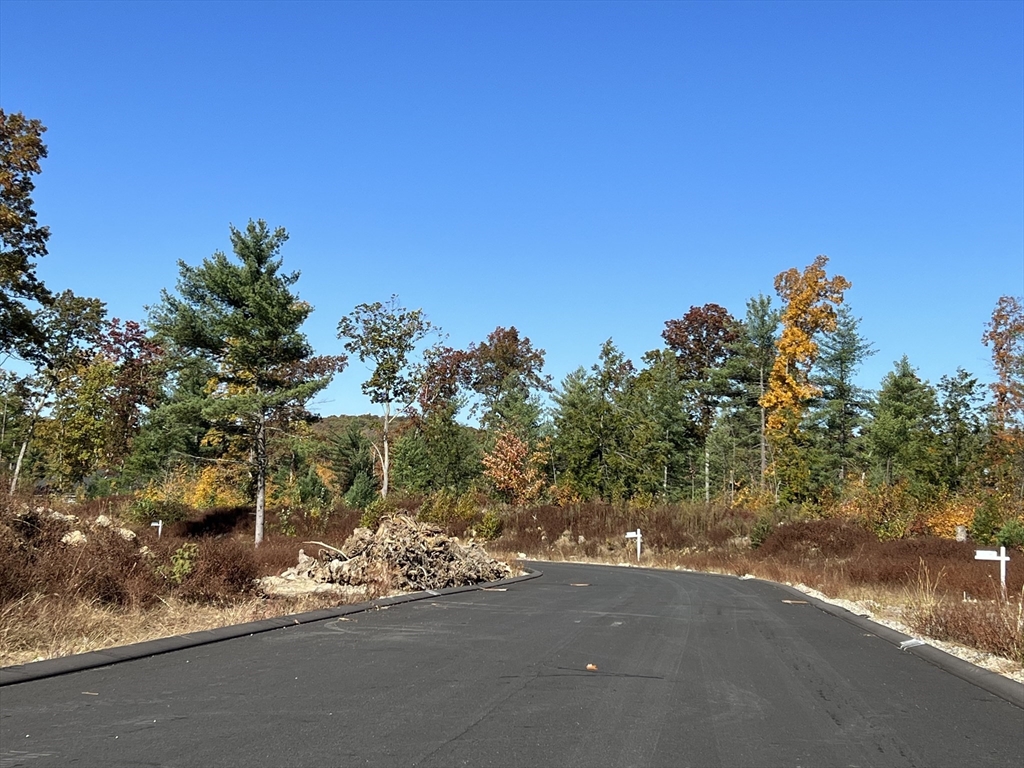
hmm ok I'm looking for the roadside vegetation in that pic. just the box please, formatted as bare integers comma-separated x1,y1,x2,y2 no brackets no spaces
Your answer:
2,111,1023,672
2,490,1022,670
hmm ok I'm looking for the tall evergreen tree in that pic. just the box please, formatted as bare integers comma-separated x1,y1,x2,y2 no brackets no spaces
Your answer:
865,356,940,495
809,305,875,491
151,220,344,545
551,340,654,501
662,304,738,502
635,348,696,499
719,295,780,496
936,368,987,491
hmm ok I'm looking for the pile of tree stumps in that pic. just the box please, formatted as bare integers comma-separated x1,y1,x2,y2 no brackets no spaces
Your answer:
272,514,514,594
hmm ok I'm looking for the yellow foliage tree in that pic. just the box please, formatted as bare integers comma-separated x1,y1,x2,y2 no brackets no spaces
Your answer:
760,255,850,500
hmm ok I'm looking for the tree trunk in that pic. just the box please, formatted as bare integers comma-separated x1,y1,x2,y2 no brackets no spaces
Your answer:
10,438,28,496
9,393,46,496
380,402,391,498
759,365,767,491
381,432,390,498
704,444,710,504
254,410,267,546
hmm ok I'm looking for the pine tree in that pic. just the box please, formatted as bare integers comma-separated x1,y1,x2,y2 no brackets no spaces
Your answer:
865,356,940,495
936,368,987,491
151,220,344,545
809,305,875,492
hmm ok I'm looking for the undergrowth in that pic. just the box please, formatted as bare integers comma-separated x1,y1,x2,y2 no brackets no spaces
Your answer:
3,493,1023,668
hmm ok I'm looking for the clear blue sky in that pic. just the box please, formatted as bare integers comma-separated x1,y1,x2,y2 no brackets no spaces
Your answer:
2,0,1022,418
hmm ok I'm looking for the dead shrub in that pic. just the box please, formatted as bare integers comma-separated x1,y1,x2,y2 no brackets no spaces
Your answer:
756,518,874,559
907,592,1024,663
176,538,259,602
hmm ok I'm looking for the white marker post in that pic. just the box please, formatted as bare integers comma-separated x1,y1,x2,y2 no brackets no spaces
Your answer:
975,546,1010,599
625,529,642,562
151,520,163,538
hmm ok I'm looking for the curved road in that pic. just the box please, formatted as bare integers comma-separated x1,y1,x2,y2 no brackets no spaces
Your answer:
1,563,1021,767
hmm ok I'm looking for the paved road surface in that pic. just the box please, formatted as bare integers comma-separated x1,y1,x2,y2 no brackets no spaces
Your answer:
1,563,1021,767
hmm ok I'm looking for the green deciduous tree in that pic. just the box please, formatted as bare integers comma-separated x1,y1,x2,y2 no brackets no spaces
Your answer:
39,354,114,490
8,290,106,494
151,220,344,545
0,110,52,360
337,295,436,498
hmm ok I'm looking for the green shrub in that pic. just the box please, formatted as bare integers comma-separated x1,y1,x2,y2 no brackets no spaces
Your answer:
176,539,259,602
344,472,378,510
298,466,332,509
418,489,456,524
163,543,199,585
85,474,115,499
995,519,1024,550
750,516,774,549
359,497,393,530
477,510,503,540
971,496,1003,546
274,507,297,537
455,492,477,521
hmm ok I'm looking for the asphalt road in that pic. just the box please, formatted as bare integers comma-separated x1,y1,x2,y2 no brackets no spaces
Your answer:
1,562,1022,768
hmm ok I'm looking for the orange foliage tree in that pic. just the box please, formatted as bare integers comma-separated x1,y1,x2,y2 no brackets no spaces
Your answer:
482,430,546,507
982,295,1024,497
760,255,850,500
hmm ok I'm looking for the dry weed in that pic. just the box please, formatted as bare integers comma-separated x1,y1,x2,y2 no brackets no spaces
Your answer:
0,592,360,668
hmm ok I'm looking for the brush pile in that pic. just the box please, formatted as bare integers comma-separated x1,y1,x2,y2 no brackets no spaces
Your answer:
267,514,515,595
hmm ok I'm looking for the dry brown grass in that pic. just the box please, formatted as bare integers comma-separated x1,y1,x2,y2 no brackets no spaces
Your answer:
0,495,373,667
0,592,356,668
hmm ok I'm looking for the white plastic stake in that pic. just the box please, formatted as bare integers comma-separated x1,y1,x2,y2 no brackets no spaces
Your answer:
625,529,642,561
151,520,163,538
975,546,1009,598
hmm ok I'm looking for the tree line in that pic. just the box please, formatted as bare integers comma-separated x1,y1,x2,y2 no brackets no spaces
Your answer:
3,111,1022,545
